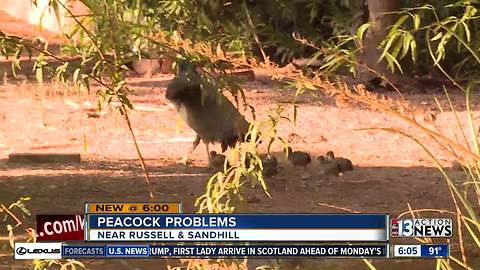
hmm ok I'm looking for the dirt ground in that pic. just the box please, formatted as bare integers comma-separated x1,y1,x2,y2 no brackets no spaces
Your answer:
0,72,479,269
0,12,479,270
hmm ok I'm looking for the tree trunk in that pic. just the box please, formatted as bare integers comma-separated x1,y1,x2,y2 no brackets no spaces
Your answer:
359,0,403,81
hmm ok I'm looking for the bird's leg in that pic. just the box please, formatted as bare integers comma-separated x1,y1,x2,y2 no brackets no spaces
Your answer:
205,143,212,168
181,135,201,165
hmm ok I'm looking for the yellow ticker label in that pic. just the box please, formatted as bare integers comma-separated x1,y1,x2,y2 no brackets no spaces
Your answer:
85,203,182,214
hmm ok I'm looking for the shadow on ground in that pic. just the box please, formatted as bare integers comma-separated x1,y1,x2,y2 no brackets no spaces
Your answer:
0,157,463,218
0,157,477,269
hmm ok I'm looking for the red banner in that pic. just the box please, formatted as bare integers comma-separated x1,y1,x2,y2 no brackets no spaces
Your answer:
36,215,84,241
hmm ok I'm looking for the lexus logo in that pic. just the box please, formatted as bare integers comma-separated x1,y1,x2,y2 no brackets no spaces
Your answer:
14,243,63,259
15,248,61,254
16,247,27,255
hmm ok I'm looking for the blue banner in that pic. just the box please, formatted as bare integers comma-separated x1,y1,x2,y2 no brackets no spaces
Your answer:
62,245,106,258
62,244,388,258
420,244,449,257
87,214,387,229
106,245,150,257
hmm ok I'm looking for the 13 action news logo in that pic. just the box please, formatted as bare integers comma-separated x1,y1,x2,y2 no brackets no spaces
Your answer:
14,243,62,259
391,218,452,237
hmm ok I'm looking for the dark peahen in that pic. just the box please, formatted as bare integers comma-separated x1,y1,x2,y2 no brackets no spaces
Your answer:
165,60,250,165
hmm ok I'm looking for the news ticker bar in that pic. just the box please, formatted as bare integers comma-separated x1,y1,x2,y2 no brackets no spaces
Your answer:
84,214,389,242
14,242,389,259
14,242,450,259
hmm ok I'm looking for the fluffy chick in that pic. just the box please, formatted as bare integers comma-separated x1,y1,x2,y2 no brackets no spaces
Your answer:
286,147,311,170
209,151,228,171
261,155,279,178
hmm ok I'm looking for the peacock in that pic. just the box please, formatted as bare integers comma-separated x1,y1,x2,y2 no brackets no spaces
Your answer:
165,60,250,165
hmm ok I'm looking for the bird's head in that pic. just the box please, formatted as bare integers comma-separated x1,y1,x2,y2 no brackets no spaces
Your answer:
177,60,198,74
166,60,202,101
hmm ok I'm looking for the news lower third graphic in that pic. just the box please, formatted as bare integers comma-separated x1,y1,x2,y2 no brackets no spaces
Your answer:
85,214,389,241
12,203,453,260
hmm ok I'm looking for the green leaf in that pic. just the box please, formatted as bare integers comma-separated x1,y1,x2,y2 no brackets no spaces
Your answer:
410,39,417,62
35,64,43,86
387,14,409,37
73,68,81,84
356,23,370,41
384,52,403,74
49,0,62,29
413,14,420,30
391,34,405,58
379,33,400,61
430,32,443,41
461,21,471,42
401,33,411,59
